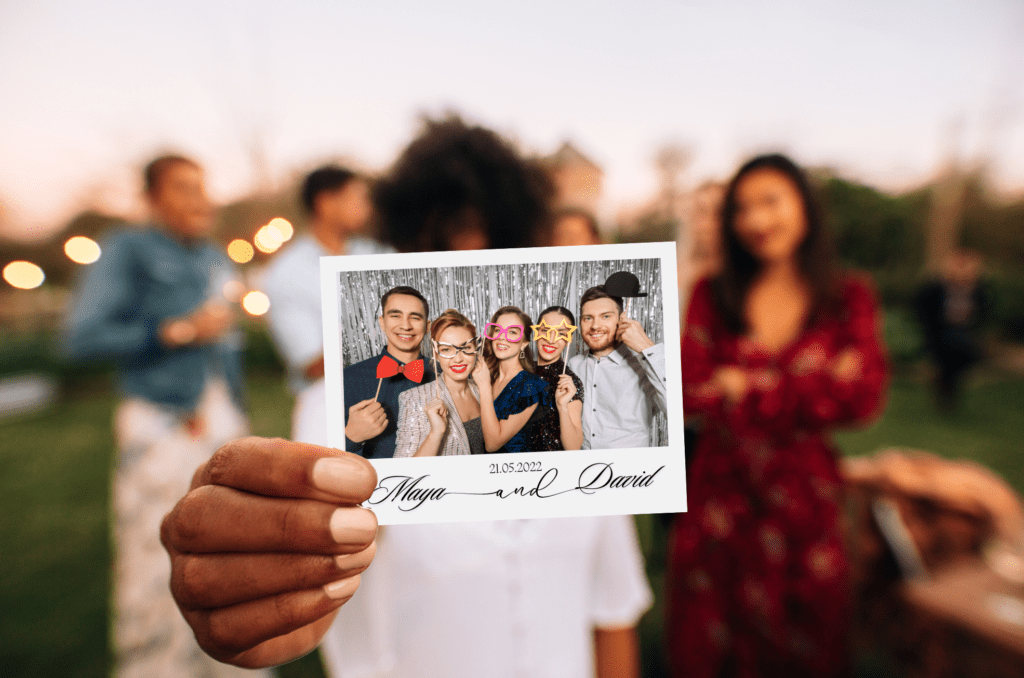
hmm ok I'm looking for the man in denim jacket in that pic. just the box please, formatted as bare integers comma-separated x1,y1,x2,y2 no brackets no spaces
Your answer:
64,155,265,678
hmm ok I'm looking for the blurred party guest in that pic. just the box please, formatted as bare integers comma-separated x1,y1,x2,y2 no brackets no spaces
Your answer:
64,155,266,678
915,249,990,411
550,206,603,247
160,116,650,678
668,154,889,677
678,180,726,314
262,165,392,447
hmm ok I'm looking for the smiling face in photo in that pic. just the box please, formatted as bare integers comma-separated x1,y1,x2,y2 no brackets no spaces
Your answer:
580,297,620,354
434,326,478,381
535,311,574,365
379,294,428,355
487,312,526,360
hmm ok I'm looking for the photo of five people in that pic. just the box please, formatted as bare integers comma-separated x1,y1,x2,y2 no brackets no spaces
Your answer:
337,257,669,460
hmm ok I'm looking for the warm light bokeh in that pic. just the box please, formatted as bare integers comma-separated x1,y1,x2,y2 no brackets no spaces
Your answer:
267,217,294,242
253,226,282,254
227,239,255,263
64,236,102,264
3,261,46,289
241,290,270,316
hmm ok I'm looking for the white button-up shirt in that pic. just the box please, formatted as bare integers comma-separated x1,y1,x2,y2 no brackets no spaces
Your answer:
322,517,652,678
569,342,667,449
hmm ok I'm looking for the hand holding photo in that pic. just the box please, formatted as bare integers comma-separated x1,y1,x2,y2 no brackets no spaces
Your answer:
321,241,685,524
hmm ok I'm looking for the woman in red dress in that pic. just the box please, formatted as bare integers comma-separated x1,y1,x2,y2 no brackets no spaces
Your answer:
668,154,889,677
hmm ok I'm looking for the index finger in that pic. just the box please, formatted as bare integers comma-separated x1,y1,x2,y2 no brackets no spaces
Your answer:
350,399,377,411
192,437,377,504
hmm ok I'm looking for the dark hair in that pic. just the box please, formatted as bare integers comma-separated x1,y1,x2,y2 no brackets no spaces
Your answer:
144,154,199,196
380,286,429,318
374,116,554,252
482,306,535,384
579,285,623,315
551,207,600,243
537,305,576,327
714,153,838,334
301,165,359,216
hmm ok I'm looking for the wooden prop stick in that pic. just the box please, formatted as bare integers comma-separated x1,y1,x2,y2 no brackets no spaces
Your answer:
433,353,440,399
374,377,383,402
562,346,569,374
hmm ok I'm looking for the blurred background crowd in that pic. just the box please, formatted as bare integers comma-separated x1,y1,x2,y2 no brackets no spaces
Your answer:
3,1,1024,677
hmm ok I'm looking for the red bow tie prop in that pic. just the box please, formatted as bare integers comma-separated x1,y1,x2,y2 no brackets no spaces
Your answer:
374,356,424,401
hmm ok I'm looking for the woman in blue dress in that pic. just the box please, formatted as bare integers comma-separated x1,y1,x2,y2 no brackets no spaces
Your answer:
471,305,553,453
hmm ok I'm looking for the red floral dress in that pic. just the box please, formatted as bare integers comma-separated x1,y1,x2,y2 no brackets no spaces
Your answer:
668,275,889,678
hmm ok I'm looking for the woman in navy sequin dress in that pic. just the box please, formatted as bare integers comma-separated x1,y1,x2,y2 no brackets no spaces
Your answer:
472,306,553,453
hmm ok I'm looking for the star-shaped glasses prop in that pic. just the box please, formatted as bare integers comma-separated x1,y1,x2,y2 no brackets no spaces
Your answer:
531,318,578,343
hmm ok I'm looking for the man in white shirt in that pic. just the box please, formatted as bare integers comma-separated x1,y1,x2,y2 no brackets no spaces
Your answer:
262,165,393,440
161,119,652,678
569,285,667,449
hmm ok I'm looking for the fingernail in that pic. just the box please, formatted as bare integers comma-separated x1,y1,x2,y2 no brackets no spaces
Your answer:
324,574,361,600
330,507,377,544
335,539,377,571
312,456,374,500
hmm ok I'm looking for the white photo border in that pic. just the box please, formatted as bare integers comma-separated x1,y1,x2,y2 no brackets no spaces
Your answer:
321,242,686,525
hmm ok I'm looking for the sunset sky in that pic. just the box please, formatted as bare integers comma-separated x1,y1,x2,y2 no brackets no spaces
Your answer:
2,0,1022,240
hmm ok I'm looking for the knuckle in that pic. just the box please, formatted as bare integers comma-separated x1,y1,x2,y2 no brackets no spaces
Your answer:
165,486,217,550
170,554,208,609
205,439,245,486
203,613,250,656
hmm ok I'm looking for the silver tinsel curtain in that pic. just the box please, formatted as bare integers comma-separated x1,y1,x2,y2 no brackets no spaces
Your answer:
337,257,667,445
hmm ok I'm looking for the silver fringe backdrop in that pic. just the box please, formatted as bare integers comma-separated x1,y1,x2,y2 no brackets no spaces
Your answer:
337,257,666,445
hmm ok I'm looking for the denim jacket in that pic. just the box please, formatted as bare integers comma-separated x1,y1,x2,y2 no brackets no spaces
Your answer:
63,225,245,413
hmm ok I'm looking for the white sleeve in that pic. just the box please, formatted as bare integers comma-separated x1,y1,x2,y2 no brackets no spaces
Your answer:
588,514,653,629
638,342,667,414
262,259,323,373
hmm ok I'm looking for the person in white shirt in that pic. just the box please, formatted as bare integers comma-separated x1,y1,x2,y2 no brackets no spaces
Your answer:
262,165,393,440
161,118,651,678
569,285,667,449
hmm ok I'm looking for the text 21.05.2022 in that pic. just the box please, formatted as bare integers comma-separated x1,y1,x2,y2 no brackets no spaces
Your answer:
489,461,543,474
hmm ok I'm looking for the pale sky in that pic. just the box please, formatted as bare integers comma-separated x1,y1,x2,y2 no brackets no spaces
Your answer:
2,0,1022,240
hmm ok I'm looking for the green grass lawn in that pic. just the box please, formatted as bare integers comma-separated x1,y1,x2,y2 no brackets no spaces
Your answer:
2,370,1022,677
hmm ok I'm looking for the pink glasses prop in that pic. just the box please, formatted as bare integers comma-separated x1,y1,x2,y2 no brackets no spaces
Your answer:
483,323,525,343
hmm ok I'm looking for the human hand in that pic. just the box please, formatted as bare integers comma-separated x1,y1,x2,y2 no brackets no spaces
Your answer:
712,366,749,404
555,374,577,409
616,315,655,353
160,301,236,348
471,358,492,395
345,398,387,443
831,348,863,382
425,398,449,434
160,437,378,668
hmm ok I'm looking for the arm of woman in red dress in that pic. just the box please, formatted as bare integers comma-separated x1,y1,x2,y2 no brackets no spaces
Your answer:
734,277,889,434
680,279,730,420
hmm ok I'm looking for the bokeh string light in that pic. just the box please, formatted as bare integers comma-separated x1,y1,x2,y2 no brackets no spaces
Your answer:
227,239,255,264
3,261,46,289
64,236,101,264
241,290,271,316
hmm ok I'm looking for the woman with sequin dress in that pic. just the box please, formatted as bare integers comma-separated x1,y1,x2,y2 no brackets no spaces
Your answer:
667,154,889,677
472,306,554,453
394,310,485,457
530,305,584,451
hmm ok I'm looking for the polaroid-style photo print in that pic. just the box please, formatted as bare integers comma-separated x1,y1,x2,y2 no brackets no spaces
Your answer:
321,242,686,524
